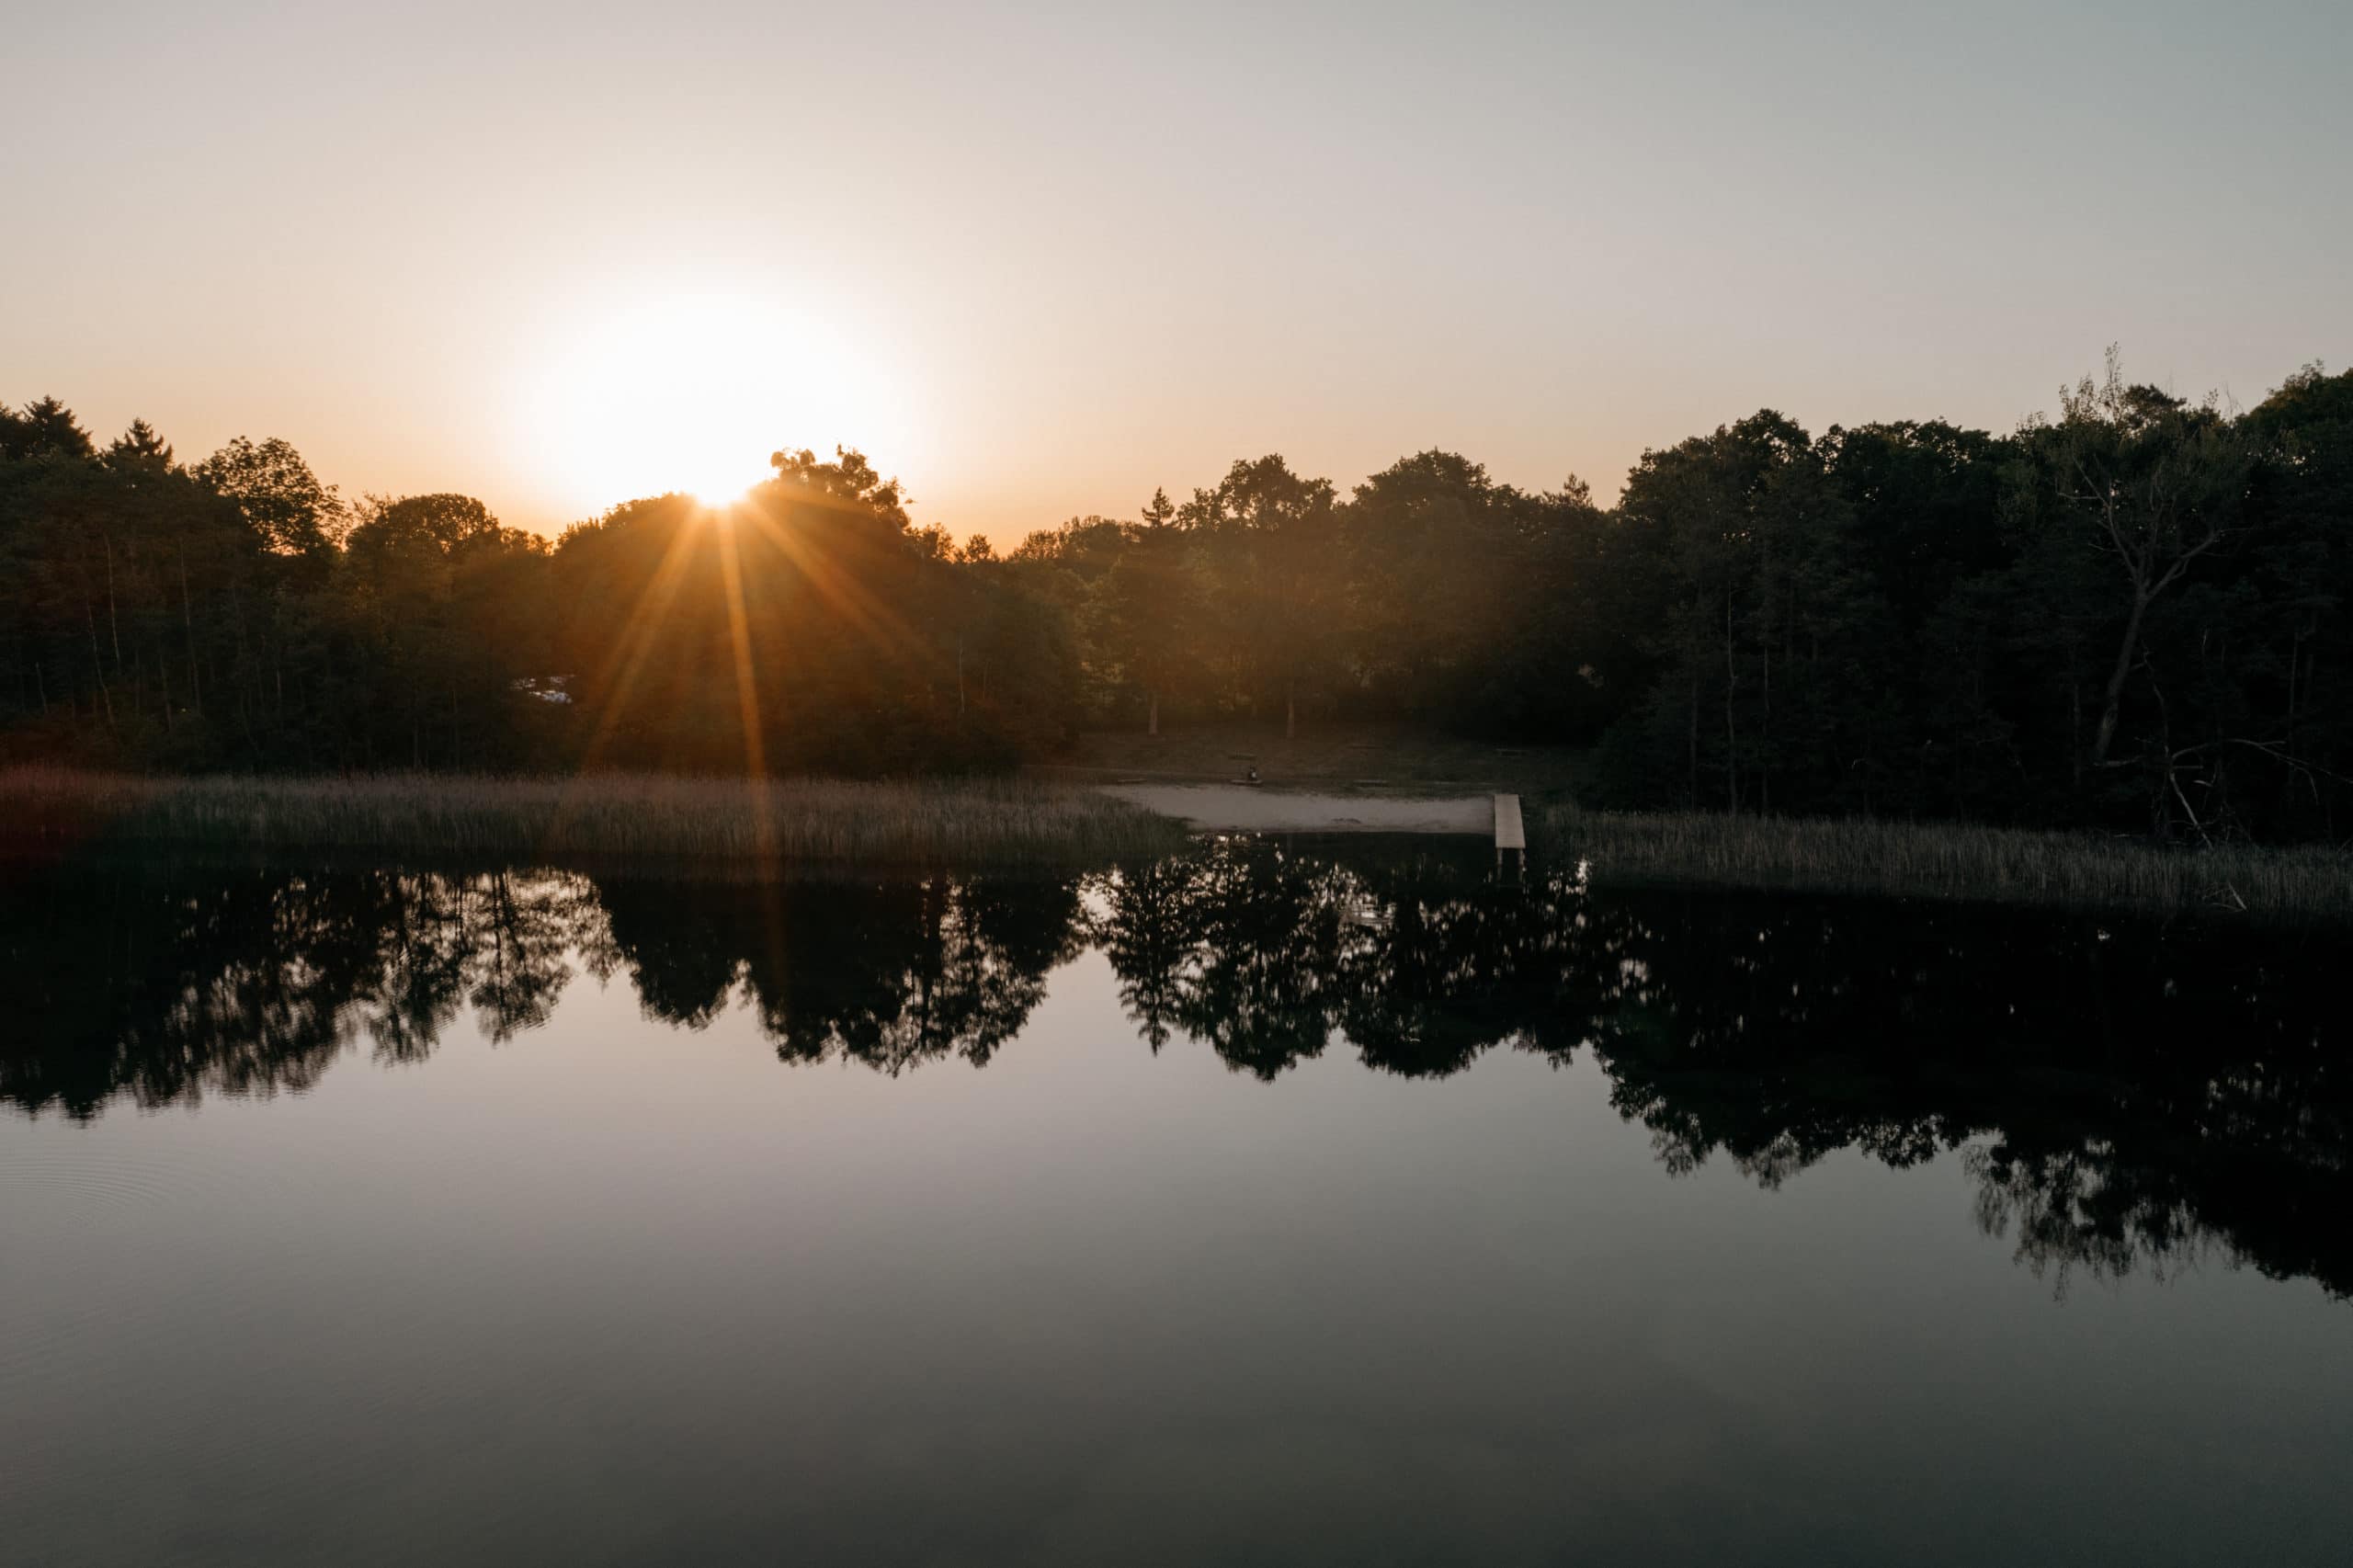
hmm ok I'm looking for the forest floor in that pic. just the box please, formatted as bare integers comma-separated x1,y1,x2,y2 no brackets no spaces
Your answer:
1040,722,1590,795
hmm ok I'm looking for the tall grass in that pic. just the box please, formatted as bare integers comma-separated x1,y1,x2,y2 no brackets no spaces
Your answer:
0,767,1188,869
1538,800,2353,919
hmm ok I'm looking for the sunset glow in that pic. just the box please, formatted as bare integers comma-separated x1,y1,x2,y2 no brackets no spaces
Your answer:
520,290,895,512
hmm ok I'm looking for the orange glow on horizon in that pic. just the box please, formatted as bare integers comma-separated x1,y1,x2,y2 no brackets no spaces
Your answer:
516,288,909,520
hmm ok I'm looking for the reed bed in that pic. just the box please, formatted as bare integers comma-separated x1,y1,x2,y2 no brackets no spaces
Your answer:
1538,801,2353,919
0,767,1188,869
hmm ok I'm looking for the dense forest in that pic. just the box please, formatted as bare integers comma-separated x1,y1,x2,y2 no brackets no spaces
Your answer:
5,351,2350,840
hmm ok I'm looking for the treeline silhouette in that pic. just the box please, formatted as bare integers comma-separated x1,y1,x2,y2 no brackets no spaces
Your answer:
7,842,2347,1297
6,352,2351,835
0,414,1070,774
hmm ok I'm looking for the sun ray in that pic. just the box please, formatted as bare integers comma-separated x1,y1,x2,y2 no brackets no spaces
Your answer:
734,494,937,674
536,506,708,853
574,513,704,769
713,515,776,862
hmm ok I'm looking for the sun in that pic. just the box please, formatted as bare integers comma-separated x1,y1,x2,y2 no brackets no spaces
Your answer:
521,289,900,513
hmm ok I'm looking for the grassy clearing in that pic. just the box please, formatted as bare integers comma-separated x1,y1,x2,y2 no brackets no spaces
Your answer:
0,767,1188,869
1539,801,2353,919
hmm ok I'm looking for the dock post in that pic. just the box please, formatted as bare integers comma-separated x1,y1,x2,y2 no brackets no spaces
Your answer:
1493,792,1526,880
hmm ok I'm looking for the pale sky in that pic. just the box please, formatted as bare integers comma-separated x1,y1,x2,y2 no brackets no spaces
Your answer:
6,1,2347,543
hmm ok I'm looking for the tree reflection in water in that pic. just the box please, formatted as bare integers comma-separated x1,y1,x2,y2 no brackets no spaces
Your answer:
5,839,2346,1297
597,872,1084,1072
6,864,603,1115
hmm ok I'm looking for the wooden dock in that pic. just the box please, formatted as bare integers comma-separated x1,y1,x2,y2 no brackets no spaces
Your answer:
1494,792,1525,872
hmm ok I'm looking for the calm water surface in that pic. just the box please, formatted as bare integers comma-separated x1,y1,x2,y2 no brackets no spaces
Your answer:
5,840,2349,1566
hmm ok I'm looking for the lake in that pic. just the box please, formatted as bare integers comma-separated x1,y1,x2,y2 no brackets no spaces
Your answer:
5,838,2349,1566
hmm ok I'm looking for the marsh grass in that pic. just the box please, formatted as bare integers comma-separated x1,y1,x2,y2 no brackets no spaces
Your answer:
1539,800,2353,920
0,768,1188,869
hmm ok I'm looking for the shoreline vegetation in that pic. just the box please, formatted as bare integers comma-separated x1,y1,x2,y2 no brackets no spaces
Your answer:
1540,801,2353,920
0,768,1188,869
3,766,2347,918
